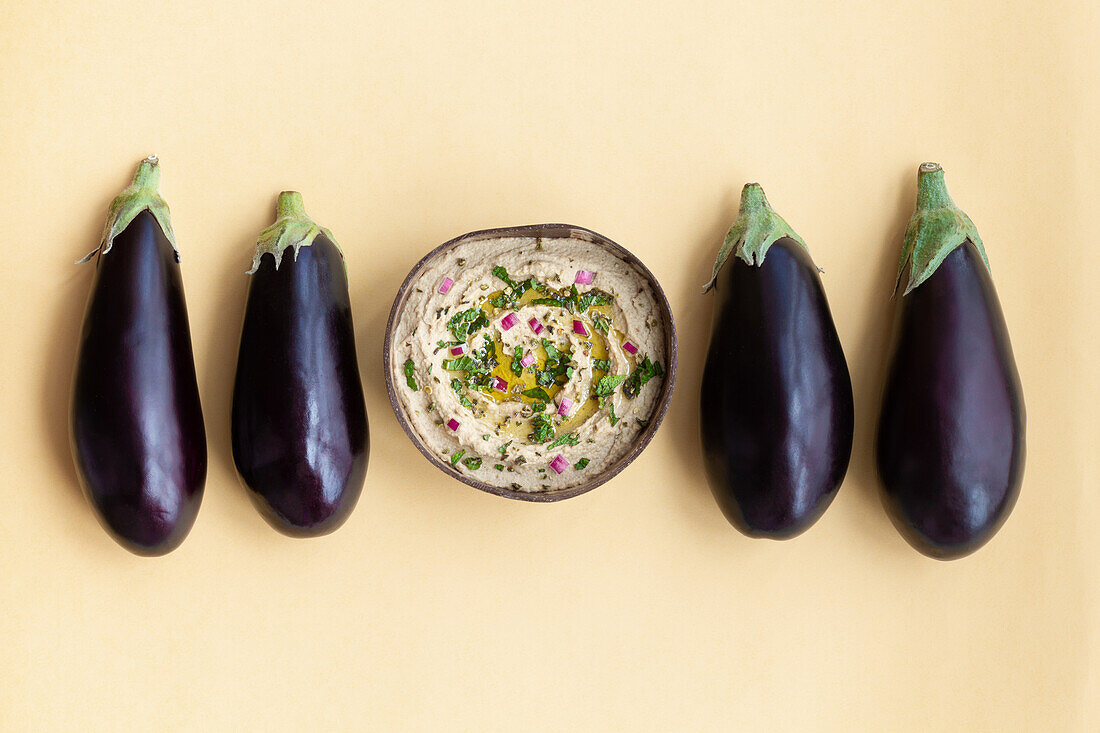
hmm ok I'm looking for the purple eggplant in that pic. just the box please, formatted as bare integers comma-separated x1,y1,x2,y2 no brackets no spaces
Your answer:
70,157,206,555
700,184,853,538
876,163,1025,559
231,192,368,536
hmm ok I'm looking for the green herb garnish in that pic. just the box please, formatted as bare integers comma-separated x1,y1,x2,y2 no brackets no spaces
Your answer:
574,458,590,470
521,387,550,401
547,432,579,449
490,266,543,307
462,456,482,470
450,450,465,466
450,378,473,409
529,413,555,444
623,355,664,398
448,307,489,341
593,359,610,372
596,374,627,396
541,338,560,362
403,358,418,391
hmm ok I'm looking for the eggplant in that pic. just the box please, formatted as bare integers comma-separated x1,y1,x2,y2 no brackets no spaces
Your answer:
700,184,853,538
231,192,368,536
876,163,1025,559
70,156,206,555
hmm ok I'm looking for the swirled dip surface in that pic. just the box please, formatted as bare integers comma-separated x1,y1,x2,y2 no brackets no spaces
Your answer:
390,235,668,491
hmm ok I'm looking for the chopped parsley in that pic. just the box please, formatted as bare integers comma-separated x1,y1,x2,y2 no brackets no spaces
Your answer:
521,387,550,401
450,378,474,409
547,432,579,449
623,355,664,398
443,335,499,391
574,458,590,470
403,358,418,391
450,450,465,466
434,339,462,354
593,359,611,372
528,413,555,444
510,346,524,376
541,338,560,362
448,307,489,341
462,456,482,470
591,312,611,335
490,266,543,307
574,287,614,311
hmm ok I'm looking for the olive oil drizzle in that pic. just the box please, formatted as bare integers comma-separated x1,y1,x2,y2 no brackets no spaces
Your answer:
444,283,631,441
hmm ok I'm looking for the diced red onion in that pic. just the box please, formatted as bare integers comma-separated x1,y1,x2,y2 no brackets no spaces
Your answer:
549,454,569,474
622,340,638,355
574,270,595,285
449,345,465,356
447,418,460,431
491,376,508,393
528,317,544,335
438,277,454,294
500,312,519,331
557,397,573,416
520,352,536,368
573,319,588,337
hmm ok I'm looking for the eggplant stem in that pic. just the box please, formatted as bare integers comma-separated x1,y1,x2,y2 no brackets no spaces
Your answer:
895,163,990,296
275,191,307,220
248,191,345,275
701,182,812,293
78,156,178,264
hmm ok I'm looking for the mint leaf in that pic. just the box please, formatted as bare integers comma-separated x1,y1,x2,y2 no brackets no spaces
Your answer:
403,358,418,391
596,374,627,396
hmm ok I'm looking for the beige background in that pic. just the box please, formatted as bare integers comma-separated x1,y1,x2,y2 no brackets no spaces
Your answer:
1,1,1096,730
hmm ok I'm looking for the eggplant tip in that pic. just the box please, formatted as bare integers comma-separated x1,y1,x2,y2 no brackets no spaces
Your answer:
920,161,941,172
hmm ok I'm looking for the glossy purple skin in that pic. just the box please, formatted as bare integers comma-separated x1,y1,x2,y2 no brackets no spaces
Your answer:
876,242,1025,559
70,211,207,556
701,239,854,538
231,235,368,536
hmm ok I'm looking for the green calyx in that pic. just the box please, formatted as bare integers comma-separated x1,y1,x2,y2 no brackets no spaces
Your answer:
702,183,810,293
895,162,989,296
78,155,178,264
248,191,342,274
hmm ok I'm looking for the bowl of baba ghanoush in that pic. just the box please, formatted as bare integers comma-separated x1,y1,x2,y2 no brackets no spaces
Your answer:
384,224,677,501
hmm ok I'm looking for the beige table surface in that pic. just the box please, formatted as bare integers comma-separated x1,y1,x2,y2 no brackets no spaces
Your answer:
1,1,1096,730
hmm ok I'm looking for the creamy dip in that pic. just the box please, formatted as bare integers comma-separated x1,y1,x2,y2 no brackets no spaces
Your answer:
390,234,668,492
